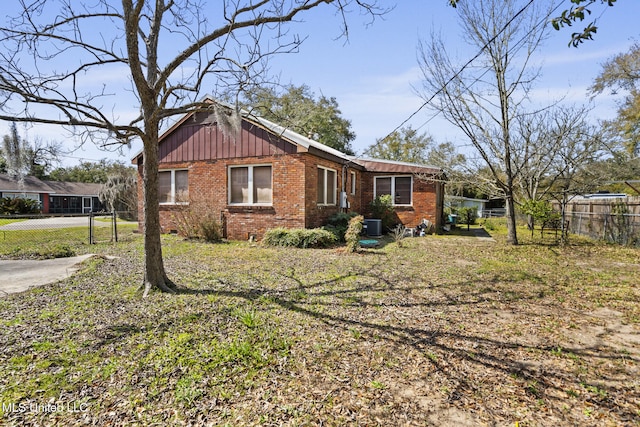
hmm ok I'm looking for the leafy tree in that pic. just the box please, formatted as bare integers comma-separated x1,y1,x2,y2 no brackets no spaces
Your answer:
0,123,24,177
1,122,61,179
49,160,133,184
520,199,559,238
590,42,640,157
453,0,617,47
0,0,383,295
243,84,356,155
365,126,432,163
419,0,555,245
548,0,618,47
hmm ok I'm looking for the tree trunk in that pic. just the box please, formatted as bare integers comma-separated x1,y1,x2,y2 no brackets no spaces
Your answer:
504,194,518,245
141,130,177,297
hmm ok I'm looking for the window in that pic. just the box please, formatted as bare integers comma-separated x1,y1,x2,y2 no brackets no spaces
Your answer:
317,166,337,205
229,165,272,205
374,175,412,205
350,171,356,195
159,169,188,204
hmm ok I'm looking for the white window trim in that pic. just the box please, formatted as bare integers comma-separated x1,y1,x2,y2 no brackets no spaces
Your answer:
159,169,189,205
317,166,337,206
373,175,413,206
228,164,273,206
350,171,357,195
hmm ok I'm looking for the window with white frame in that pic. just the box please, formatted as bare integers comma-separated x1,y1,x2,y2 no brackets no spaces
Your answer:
374,175,412,206
317,166,337,205
229,165,272,205
159,169,188,204
350,171,356,195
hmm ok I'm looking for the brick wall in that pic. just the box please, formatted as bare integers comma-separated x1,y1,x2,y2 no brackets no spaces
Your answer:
360,171,442,229
303,156,346,228
136,155,443,240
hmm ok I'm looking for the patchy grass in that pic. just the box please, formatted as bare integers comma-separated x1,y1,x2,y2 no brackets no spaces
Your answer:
0,228,638,426
0,218,25,226
0,223,139,259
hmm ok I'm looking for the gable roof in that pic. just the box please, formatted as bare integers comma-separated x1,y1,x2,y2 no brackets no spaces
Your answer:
350,157,443,176
41,180,102,196
0,173,102,196
131,98,445,177
131,99,353,164
0,174,56,193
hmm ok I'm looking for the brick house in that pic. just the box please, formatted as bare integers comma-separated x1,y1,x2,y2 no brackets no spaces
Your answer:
133,106,445,240
0,173,104,214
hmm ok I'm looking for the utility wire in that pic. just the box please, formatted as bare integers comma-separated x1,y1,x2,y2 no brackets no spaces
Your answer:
414,0,566,137
383,0,537,139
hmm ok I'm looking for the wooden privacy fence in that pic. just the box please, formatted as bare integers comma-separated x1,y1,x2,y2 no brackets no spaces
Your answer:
558,196,640,246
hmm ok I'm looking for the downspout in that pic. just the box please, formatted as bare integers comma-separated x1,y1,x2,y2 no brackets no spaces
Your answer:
341,164,348,213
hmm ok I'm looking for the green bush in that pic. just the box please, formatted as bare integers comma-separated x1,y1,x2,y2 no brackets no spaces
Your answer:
0,197,40,214
344,215,364,253
324,211,360,241
370,195,396,231
262,227,337,248
457,206,478,231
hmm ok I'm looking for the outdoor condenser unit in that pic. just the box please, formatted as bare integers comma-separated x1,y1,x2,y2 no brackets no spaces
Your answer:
364,219,382,237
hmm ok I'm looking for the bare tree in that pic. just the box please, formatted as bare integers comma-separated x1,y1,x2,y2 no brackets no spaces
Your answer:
417,0,553,245
513,105,599,202
0,0,383,295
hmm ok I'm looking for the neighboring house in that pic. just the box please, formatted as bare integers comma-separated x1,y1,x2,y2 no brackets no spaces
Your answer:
445,195,489,218
0,173,104,214
132,105,446,240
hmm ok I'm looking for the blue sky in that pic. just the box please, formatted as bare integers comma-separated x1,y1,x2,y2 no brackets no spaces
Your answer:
2,0,639,166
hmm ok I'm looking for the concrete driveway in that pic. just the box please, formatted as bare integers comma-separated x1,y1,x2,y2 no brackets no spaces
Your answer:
0,254,96,297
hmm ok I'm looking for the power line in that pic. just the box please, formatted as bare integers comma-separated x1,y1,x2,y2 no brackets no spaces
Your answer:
383,0,537,140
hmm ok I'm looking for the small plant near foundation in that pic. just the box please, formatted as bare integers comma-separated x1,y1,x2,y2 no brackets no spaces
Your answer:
370,195,395,230
390,224,407,247
172,196,222,242
324,211,360,241
344,215,364,253
262,227,337,248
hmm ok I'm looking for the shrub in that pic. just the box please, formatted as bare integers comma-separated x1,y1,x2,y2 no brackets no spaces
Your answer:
0,196,40,214
324,211,360,241
172,197,222,242
482,219,497,231
370,195,396,231
344,215,364,253
390,224,407,247
262,227,337,248
520,199,559,237
457,206,478,231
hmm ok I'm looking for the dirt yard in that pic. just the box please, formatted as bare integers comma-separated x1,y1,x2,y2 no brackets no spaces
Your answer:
0,230,638,426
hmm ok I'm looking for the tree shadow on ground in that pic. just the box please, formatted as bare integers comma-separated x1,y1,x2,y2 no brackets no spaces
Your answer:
176,261,639,425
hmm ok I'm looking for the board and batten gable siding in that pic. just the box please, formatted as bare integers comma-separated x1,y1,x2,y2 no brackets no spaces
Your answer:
158,112,297,163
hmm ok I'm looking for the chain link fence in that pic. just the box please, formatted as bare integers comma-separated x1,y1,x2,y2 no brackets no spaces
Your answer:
0,212,139,257
561,197,640,247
